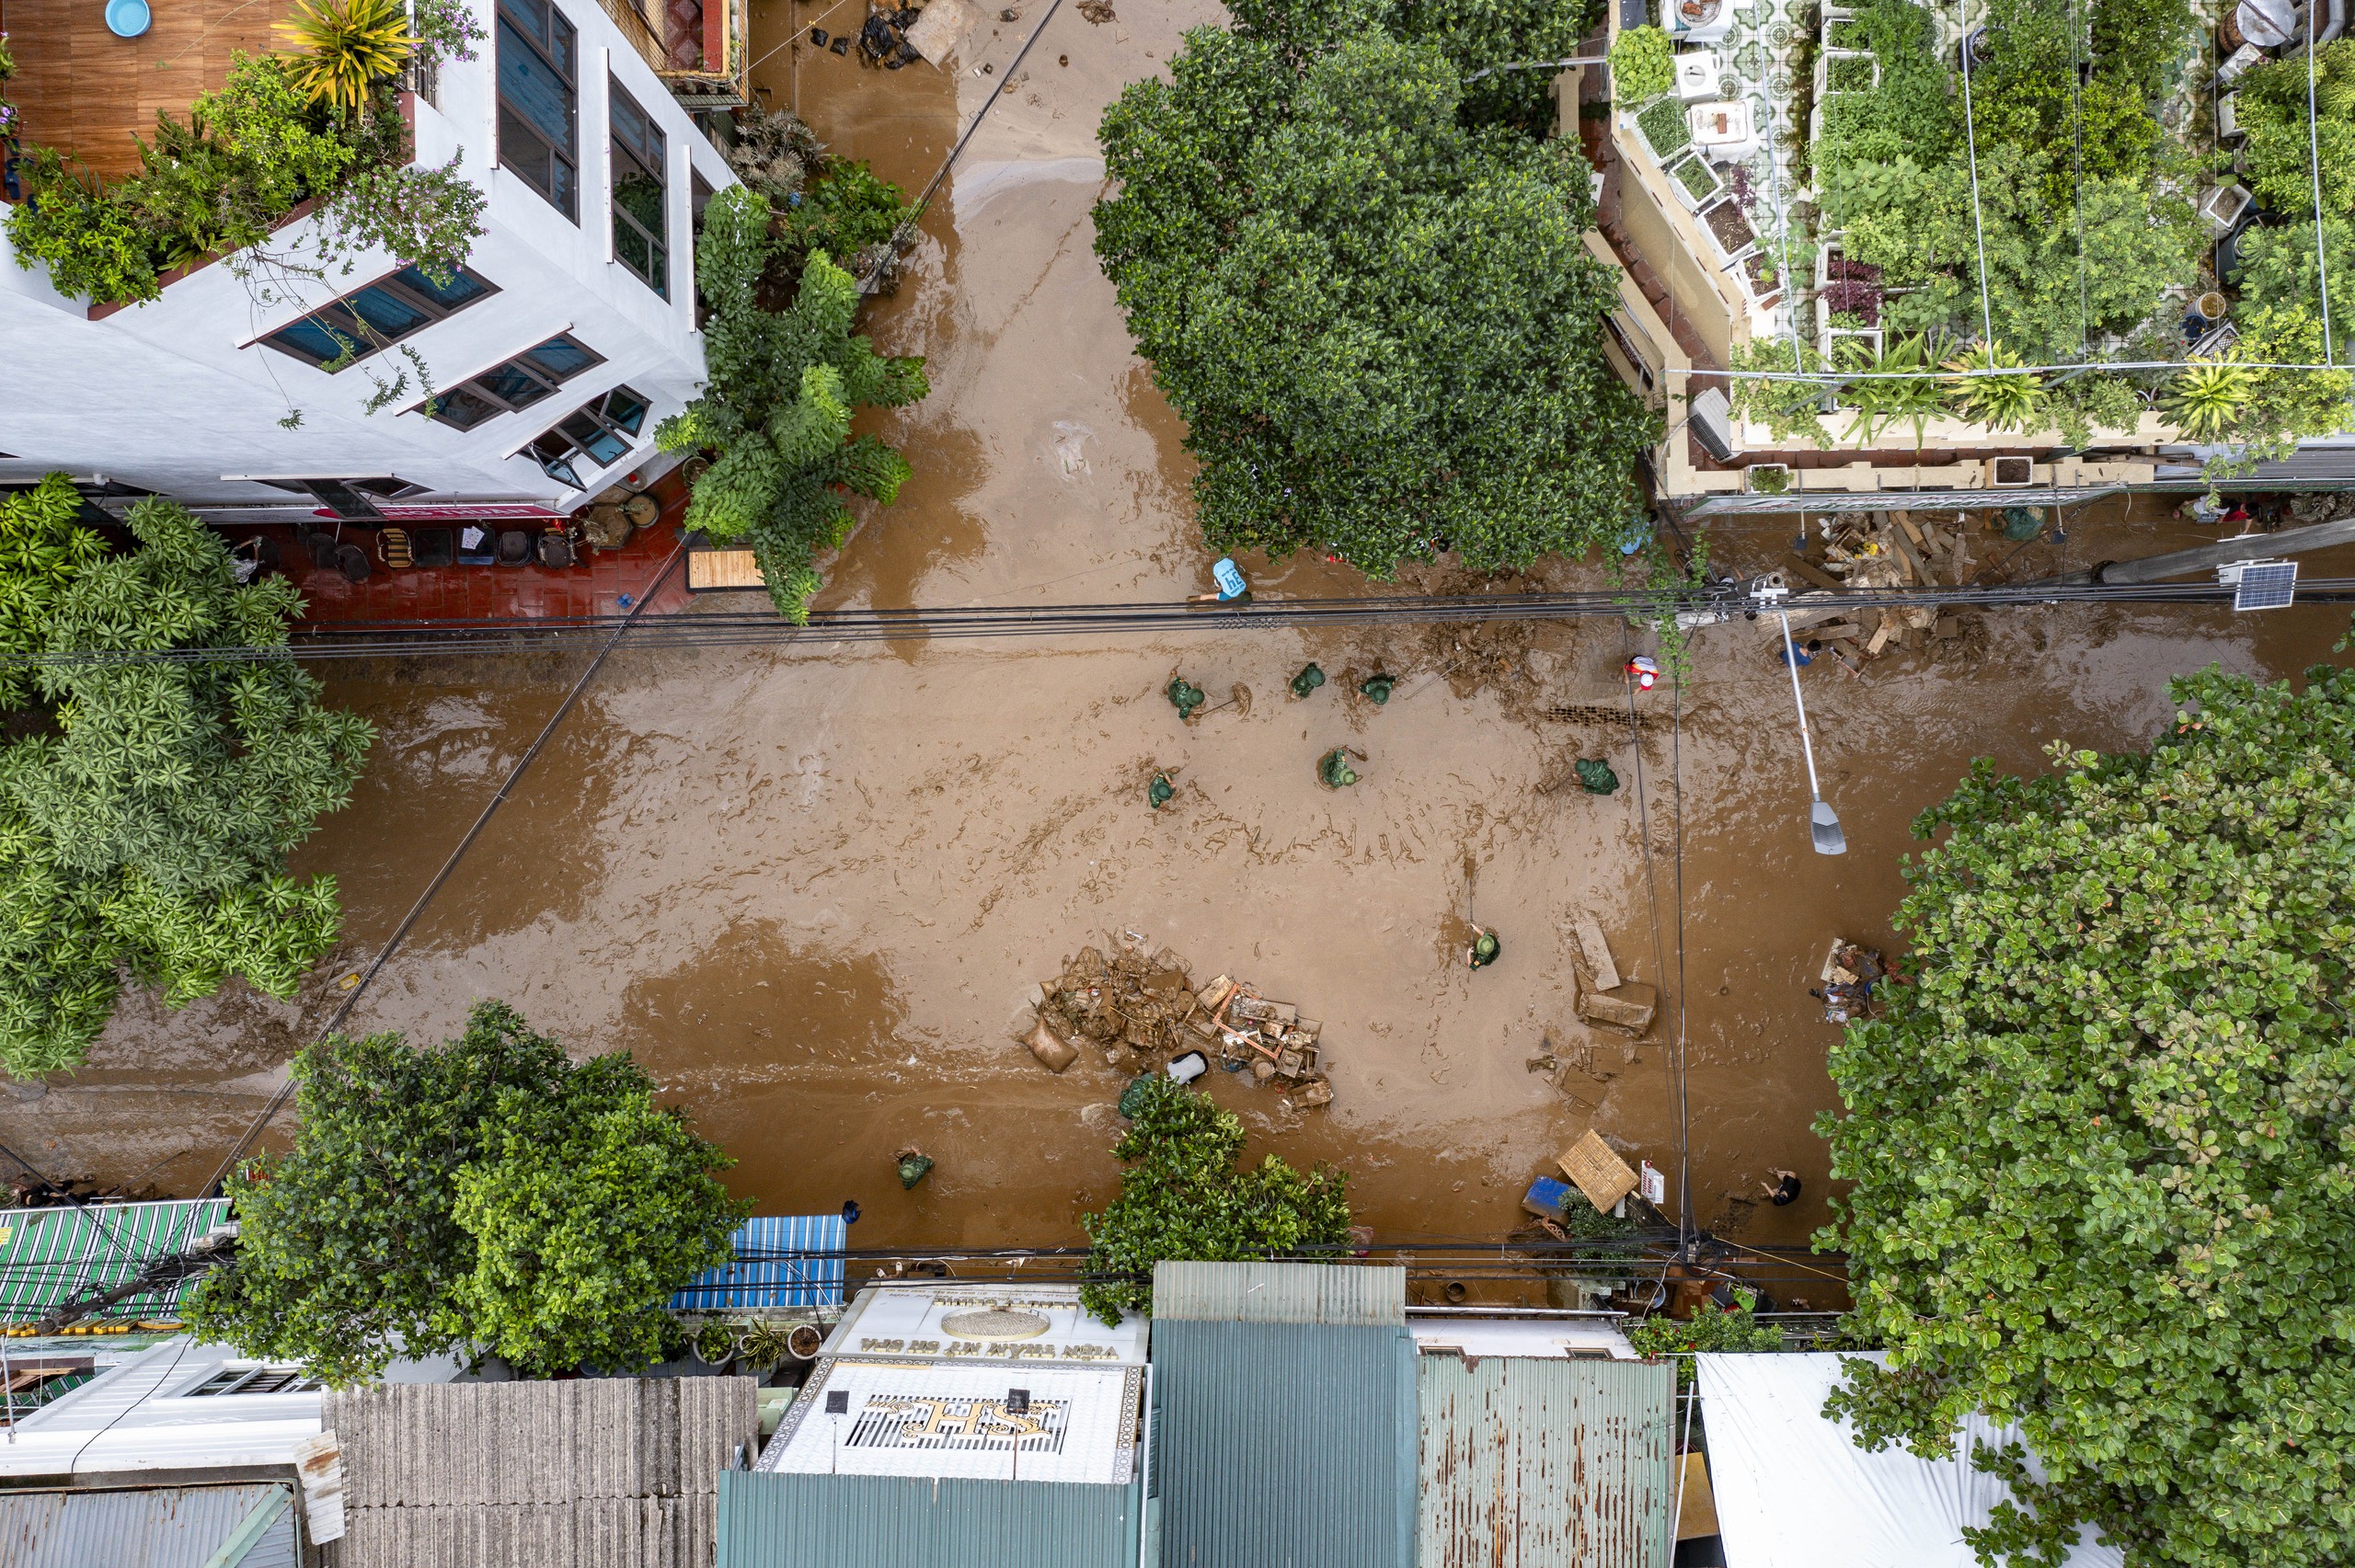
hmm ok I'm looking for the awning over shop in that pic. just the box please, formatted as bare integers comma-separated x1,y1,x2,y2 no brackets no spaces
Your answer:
1695,1352,2123,1568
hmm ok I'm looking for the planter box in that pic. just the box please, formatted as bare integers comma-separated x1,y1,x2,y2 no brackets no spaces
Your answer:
1666,152,1726,209
2201,183,2253,234
1816,48,1880,96
1743,463,1793,495
1701,195,1759,260
1635,96,1694,162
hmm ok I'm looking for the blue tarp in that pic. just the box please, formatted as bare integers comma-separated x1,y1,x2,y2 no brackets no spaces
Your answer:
671,1215,847,1310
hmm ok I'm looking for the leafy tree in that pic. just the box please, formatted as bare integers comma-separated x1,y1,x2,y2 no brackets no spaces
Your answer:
1095,23,1654,577
1818,668,2355,1567
2219,302,2355,461
188,1001,747,1383
0,486,371,1076
2234,217,2355,332
2234,40,2355,221
1226,0,1598,128
657,188,928,621
1080,1077,1350,1322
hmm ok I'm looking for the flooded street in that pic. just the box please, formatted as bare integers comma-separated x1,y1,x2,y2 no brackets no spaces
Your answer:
11,6,2355,1288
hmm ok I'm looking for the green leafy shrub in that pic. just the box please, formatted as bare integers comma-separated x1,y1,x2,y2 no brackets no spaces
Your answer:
2232,217,2355,339
1820,669,2355,1567
1939,339,2046,431
272,0,417,113
2162,355,2257,441
1728,336,1833,447
1096,22,1654,575
1826,54,1877,93
2234,40,2355,220
1080,1077,1350,1323
187,1001,749,1384
0,486,372,1075
2211,303,2355,461
1610,24,1674,102
657,188,928,621
1626,1291,1784,1389
6,53,481,306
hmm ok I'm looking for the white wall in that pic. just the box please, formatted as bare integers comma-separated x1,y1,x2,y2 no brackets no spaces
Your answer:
0,0,733,509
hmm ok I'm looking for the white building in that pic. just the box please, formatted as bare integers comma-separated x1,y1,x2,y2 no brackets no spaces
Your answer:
0,1337,327,1480
0,0,735,517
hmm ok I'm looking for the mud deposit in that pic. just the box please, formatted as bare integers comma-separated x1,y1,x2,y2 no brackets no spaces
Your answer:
10,13,2355,1290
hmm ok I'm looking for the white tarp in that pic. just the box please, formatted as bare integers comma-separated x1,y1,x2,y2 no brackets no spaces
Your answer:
1695,1352,2124,1568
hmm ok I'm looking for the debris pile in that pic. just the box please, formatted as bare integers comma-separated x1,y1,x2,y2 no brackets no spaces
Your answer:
1816,939,1887,1024
1784,509,1974,659
1022,931,1334,1108
1568,912,1656,1036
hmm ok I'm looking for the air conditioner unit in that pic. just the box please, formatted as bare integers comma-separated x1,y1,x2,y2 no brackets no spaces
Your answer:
1986,456,2036,487
1689,388,1737,463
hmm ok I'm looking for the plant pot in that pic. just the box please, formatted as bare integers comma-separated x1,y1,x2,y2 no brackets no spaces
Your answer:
2196,291,2229,323
692,1323,740,1365
1743,463,1793,495
2200,184,2253,235
787,1324,824,1360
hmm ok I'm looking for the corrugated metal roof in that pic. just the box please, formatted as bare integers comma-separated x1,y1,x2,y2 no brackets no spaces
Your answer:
1417,1355,1674,1568
1152,1320,1417,1568
671,1216,846,1311
1150,1262,1405,1324
716,1471,1144,1568
320,1378,758,1568
0,1482,294,1568
0,1201,231,1324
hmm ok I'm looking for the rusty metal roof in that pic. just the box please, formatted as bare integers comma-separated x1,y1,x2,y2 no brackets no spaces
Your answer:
1150,1261,1405,1324
0,1482,296,1568
1417,1355,1675,1568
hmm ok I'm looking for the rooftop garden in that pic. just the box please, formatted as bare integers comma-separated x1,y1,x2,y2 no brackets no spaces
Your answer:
1613,0,2355,463
4,0,486,309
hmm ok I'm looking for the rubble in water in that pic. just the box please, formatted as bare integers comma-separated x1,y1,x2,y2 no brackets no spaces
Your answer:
1024,930,1334,1108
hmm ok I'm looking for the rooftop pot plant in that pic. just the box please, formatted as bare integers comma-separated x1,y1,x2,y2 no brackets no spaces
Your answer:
1610,25,1674,103
273,0,417,113
1940,339,2047,430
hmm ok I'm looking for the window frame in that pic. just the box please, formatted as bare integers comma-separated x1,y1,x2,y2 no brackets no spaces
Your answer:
251,265,499,372
421,334,607,432
178,1365,322,1398
524,384,653,489
497,0,580,221
608,78,669,299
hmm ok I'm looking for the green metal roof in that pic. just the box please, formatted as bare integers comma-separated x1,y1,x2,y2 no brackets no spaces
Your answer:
1417,1355,1675,1568
716,1471,1144,1568
0,1200,230,1325
1150,1261,1406,1324
1152,1319,1418,1568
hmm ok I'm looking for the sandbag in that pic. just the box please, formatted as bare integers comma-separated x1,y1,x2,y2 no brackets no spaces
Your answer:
1026,1017,1077,1072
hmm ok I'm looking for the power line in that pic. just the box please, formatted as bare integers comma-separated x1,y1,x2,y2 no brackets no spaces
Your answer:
3,576,2344,670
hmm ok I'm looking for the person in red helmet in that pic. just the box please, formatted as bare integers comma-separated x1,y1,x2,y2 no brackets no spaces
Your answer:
1624,655,1660,692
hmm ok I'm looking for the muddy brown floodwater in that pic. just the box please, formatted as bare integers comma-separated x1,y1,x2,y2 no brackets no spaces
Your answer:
12,10,2355,1304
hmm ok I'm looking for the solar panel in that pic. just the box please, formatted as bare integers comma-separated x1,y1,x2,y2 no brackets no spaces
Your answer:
2233,560,2297,612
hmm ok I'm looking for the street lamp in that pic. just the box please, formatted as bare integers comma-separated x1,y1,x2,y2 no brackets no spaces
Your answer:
1775,609,1845,855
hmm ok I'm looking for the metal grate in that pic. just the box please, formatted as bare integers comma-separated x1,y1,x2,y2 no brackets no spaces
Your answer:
2231,559,2297,611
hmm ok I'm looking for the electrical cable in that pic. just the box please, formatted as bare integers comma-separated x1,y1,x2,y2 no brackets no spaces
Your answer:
4,574,2345,670
197,544,687,1196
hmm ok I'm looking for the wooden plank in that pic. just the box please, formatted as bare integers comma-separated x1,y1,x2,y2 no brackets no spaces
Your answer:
1570,912,1621,991
1556,1129,1639,1213
1866,612,1896,656
1882,522,1933,586
1784,555,1847,593
686,548,765,590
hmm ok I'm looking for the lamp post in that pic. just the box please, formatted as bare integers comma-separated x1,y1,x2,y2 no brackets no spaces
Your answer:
1776,610,1845,855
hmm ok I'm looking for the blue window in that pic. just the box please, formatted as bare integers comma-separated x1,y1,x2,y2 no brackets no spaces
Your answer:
498,0,579,220
426,334,605,431
526,386,651,488
257,265,499,370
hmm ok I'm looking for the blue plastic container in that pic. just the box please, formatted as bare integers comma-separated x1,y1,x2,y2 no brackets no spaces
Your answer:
105,0,152,38
1522,1176,1572,1220
1212,556,1246,600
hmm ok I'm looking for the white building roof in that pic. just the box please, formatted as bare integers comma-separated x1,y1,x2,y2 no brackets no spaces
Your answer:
819,1282,1147,1367
758,1359,1144,1486
0,1339,320,1477
1407,1315,1640,1361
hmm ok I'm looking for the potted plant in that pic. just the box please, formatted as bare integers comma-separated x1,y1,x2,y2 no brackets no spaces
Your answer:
736,1322,799,1371
1743,463,1792,494
692,1320,741,1366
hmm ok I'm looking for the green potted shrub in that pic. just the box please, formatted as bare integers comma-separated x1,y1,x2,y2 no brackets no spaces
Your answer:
1609,25,1675,103
692,1320,741,1366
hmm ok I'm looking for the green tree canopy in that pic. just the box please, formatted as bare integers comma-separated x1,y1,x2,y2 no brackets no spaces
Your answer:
657,188,928,621
1081,1078,1350,1323
0,479,371,1076
1093,21,1654,578
189,1001,747,1383
1818,666,2355,1567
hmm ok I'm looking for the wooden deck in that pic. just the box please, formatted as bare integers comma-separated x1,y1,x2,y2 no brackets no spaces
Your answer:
0,0,298,182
